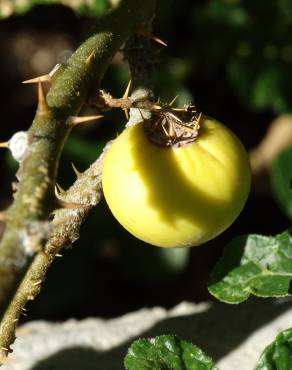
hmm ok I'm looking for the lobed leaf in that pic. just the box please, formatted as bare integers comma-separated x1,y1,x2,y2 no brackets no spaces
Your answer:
254,328,292,370
208,230,292,303
124,335,218,370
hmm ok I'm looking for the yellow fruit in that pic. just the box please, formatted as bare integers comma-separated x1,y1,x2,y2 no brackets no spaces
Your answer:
102,115,251,247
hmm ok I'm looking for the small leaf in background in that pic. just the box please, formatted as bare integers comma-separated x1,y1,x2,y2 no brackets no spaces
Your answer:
120,244,190,282
191,0,292,113
251,66,288,112
124,335,218,370
254,327,292,370
0,0,110,19
208,230,292,304
270,146,292,219
74,0,110,17
227,58,254,109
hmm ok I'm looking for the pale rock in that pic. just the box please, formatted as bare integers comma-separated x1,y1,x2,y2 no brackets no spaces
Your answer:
3,298,292,370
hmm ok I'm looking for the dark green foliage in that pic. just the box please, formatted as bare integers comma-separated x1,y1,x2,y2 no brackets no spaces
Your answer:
255,328,292,370
208,230,292,303
124,335,218,370
124,329,292,370
191,0,292,112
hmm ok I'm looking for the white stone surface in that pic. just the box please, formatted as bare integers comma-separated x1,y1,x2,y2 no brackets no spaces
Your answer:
3,298,292,370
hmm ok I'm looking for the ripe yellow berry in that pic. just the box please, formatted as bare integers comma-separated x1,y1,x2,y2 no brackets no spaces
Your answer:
102,115,251,247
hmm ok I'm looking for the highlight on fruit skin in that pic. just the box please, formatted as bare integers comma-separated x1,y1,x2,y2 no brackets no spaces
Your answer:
102,115,251,248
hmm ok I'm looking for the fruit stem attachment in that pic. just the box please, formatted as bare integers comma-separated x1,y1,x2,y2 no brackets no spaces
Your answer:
143,106,202,148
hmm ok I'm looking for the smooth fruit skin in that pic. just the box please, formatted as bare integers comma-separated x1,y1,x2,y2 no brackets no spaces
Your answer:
102,116,251,247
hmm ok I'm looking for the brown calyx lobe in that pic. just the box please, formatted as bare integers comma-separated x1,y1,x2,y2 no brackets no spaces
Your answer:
143,104,202,148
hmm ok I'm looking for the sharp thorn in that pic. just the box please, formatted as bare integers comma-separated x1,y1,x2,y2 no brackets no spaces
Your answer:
71,162,82,178
23,64,61,84
161,122,169,136
0,141,9,148
122,79,132,99
67,115,103,126
49,63,61,77
23,74,51,84
169,95,179,106
55,183,66,198
123,108,129,120
197,112,202,124
32,280,42,287
152,104,162,111
86,51,95,65
55,183,65,195
138,29,168,47
55,253,63,257
38,80,49,113
122,79,132,119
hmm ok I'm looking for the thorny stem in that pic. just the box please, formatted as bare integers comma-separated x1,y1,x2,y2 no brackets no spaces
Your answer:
0,145,109,359
0,0,156,359
92,34,157,119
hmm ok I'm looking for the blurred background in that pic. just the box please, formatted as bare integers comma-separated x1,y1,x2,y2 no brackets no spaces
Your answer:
0,0,292,322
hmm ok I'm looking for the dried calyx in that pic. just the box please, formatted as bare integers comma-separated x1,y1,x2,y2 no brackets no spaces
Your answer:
143,104,202,148
93,90,202,148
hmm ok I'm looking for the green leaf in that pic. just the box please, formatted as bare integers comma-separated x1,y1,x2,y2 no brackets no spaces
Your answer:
0,0,110,19
270,146,292,219
124,335,218,370
227,58,254,108
76,0,110,17
251,66,288,112
208,230,292,304
254,328,292,370
120,245,190,282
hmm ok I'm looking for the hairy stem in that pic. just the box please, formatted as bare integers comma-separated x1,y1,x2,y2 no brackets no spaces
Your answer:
0,143,109,356
0,0,156,357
